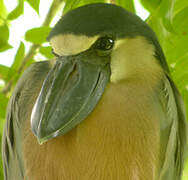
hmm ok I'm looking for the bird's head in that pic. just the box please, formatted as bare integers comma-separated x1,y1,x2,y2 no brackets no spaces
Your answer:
31,3,169,144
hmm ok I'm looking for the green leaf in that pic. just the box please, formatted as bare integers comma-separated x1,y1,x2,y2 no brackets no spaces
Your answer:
0,93,8,119
116,0,135,13
0,43,12,52
147,17,168,47
174,0,188,14
0,24,9,48
182,157,188,180
63,0,106,14
6,42,25,81
26,0,40,14
25,26,52,44
139,0,161,13
7,0,24,20
174,75,188,90
11,42,25,71
25,58,35,68
63,0,83,14
39,46,54,59
0,24,9,44
171,54,188,91
0,65,10,79
164,35,188,64
0,0,8,25
173,7,188,34
157,0,175,32
144,0,175,32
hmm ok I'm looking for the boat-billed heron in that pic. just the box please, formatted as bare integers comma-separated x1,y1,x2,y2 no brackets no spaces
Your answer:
2,3,187,180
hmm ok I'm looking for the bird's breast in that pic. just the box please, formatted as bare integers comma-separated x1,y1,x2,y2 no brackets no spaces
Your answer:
23,81,161,180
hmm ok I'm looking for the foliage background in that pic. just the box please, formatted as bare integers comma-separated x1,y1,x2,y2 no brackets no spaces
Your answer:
0,0,188,179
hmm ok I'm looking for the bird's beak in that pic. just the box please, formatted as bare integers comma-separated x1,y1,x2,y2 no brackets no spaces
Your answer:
31,53,111,144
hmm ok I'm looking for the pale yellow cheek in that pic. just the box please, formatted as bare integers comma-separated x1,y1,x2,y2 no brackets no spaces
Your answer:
50,34,98,56
110,36,163,83
110,47,128,83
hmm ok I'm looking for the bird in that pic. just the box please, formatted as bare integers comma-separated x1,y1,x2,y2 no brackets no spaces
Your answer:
2,3,187,180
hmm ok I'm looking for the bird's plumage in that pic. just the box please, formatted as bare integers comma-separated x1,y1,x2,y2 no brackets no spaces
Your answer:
3,60,187,179
2,3,187,180
48,3,169,72
3,61,52,179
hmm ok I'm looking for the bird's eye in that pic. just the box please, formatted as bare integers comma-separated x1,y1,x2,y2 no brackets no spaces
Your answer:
95,37,114,51
51,49,60,57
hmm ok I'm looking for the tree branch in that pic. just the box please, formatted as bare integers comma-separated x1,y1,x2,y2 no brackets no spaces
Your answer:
110,0,116,4
1,0,64,94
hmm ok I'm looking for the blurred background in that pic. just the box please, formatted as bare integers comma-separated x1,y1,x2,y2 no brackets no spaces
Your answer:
0,0,188,179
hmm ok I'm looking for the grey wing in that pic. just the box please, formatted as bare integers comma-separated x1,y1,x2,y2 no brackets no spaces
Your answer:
2,61,52,180
2,92,24,180
159,75,187,180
